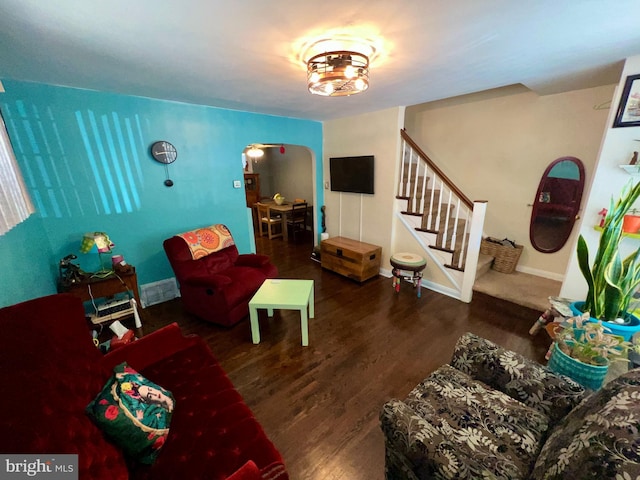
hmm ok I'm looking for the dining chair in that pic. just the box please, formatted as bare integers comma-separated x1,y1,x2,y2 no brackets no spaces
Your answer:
257,202,283,239
287,202,308,242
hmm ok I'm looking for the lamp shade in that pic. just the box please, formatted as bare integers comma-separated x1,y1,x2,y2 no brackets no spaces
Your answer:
80,232,114,254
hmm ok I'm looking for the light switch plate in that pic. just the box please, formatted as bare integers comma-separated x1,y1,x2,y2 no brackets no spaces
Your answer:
233,180,241,188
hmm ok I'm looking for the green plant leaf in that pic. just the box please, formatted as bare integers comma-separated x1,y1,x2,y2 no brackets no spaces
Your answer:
577,235,595,313
578,180,640,321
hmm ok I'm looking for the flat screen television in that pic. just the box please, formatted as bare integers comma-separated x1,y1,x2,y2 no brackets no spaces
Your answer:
329,155,375,194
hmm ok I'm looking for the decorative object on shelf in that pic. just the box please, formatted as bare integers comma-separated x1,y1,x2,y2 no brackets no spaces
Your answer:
58,253,87,285
150,141,177,187
547,312,640,390
576,180,640,325
630,151,638,165
307,50,369,97
613,73,640,128
80,231,116,274
273,193,285,205
623,208,640,233
598,208,608,227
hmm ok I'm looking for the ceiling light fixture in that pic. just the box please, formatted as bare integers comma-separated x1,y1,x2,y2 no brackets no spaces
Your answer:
246,145,264,159
307,50,369,97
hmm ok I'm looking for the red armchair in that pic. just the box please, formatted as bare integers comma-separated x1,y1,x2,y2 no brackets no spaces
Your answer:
163,224,278,326
0,293,288,480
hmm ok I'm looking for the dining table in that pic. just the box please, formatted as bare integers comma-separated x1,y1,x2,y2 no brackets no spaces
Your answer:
255,200,312,241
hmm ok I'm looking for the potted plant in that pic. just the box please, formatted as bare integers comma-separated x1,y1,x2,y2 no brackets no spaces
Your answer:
575,180,640,334
547,313,640,389
623,207,640,233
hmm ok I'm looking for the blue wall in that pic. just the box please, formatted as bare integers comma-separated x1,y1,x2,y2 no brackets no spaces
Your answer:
0,80,323,307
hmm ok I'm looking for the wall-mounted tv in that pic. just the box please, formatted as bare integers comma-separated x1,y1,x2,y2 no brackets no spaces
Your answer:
329,155,375,194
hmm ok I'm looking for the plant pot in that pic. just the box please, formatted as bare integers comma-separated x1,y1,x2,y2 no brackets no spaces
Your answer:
547,342,608,390
623,214,640,233
569,301,640,341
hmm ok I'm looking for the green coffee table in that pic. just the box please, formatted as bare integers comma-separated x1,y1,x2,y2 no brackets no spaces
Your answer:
249,279,314,346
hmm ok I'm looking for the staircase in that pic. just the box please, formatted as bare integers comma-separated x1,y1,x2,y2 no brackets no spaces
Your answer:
396,129,487,302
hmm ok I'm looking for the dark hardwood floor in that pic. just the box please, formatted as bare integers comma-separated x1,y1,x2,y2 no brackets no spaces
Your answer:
140,232,549,480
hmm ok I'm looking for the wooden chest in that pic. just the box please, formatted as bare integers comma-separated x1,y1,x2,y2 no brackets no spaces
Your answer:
321,236,382,282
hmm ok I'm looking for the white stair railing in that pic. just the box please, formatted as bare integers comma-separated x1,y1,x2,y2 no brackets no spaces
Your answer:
396,128,487,301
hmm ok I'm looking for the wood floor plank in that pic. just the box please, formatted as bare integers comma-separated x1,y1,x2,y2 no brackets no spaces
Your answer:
140,233,549,479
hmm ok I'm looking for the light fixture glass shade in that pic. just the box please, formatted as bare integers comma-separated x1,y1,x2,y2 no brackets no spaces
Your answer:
307,50,369,97
246,146,264,159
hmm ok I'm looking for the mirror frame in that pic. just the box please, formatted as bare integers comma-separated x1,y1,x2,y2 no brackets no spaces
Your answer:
529,156,585,254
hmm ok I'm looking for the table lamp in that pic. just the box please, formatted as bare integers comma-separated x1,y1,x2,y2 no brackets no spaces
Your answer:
80,232,115,274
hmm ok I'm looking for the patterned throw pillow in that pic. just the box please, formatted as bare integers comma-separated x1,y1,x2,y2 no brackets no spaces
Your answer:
451,332,586,424
531,368,640,479
86,362,175,464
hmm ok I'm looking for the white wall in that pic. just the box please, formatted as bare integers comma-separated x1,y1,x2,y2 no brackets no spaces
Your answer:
405,84,615,279
561,56,640,300
323,107,404,268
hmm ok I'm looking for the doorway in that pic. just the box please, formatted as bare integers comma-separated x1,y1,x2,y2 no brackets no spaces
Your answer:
244,144,317,246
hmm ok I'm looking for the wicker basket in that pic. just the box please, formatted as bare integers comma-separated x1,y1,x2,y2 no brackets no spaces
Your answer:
480,238,523,274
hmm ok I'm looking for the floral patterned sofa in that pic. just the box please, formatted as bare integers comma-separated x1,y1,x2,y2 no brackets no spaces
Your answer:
380,332,640,479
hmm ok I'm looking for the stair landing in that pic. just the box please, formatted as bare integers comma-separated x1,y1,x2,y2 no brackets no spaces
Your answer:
473,269,561,312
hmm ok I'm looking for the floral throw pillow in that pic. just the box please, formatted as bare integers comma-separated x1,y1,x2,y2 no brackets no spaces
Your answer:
531,368,640,479
86,362,175,464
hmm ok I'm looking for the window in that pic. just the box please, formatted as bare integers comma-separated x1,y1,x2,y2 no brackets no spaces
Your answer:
0,111,34,235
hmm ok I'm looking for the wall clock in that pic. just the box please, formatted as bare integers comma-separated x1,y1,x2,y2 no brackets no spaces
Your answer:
150,141,177,187
151,141,177,164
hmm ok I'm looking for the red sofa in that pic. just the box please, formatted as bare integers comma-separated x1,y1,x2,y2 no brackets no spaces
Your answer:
163,225,278,327
0,294,288,480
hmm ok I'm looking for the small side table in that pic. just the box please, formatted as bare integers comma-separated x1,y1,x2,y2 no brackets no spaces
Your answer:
390,252,427,298
58,266,142,328
249,279,314,346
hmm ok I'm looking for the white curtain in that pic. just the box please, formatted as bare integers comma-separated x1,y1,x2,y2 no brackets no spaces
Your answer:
0,112,34,235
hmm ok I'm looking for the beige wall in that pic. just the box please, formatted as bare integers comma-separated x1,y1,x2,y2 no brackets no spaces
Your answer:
405,84,615,279
323,107,404,269
252,145,313,202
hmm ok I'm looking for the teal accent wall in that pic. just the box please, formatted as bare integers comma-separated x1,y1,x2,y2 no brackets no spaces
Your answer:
0,80,323,307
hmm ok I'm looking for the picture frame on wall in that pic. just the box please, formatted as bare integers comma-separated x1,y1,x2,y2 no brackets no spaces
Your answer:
613,74,640,128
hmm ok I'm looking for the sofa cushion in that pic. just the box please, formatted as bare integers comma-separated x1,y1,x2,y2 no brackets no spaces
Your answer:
451,332,586,424
402,364,550,479
131,341,288,480
0,294,130,480
531,368,640,479
86,362,174,465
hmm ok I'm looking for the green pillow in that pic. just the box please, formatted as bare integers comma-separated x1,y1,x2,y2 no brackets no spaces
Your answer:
86,362,175,464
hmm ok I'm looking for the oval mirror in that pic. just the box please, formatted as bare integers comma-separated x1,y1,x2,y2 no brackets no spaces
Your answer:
530,156,585,253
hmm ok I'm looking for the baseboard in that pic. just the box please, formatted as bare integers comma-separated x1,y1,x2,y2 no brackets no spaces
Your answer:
516,265,564,282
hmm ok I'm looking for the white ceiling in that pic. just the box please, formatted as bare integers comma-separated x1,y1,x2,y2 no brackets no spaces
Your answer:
1,0,640,121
